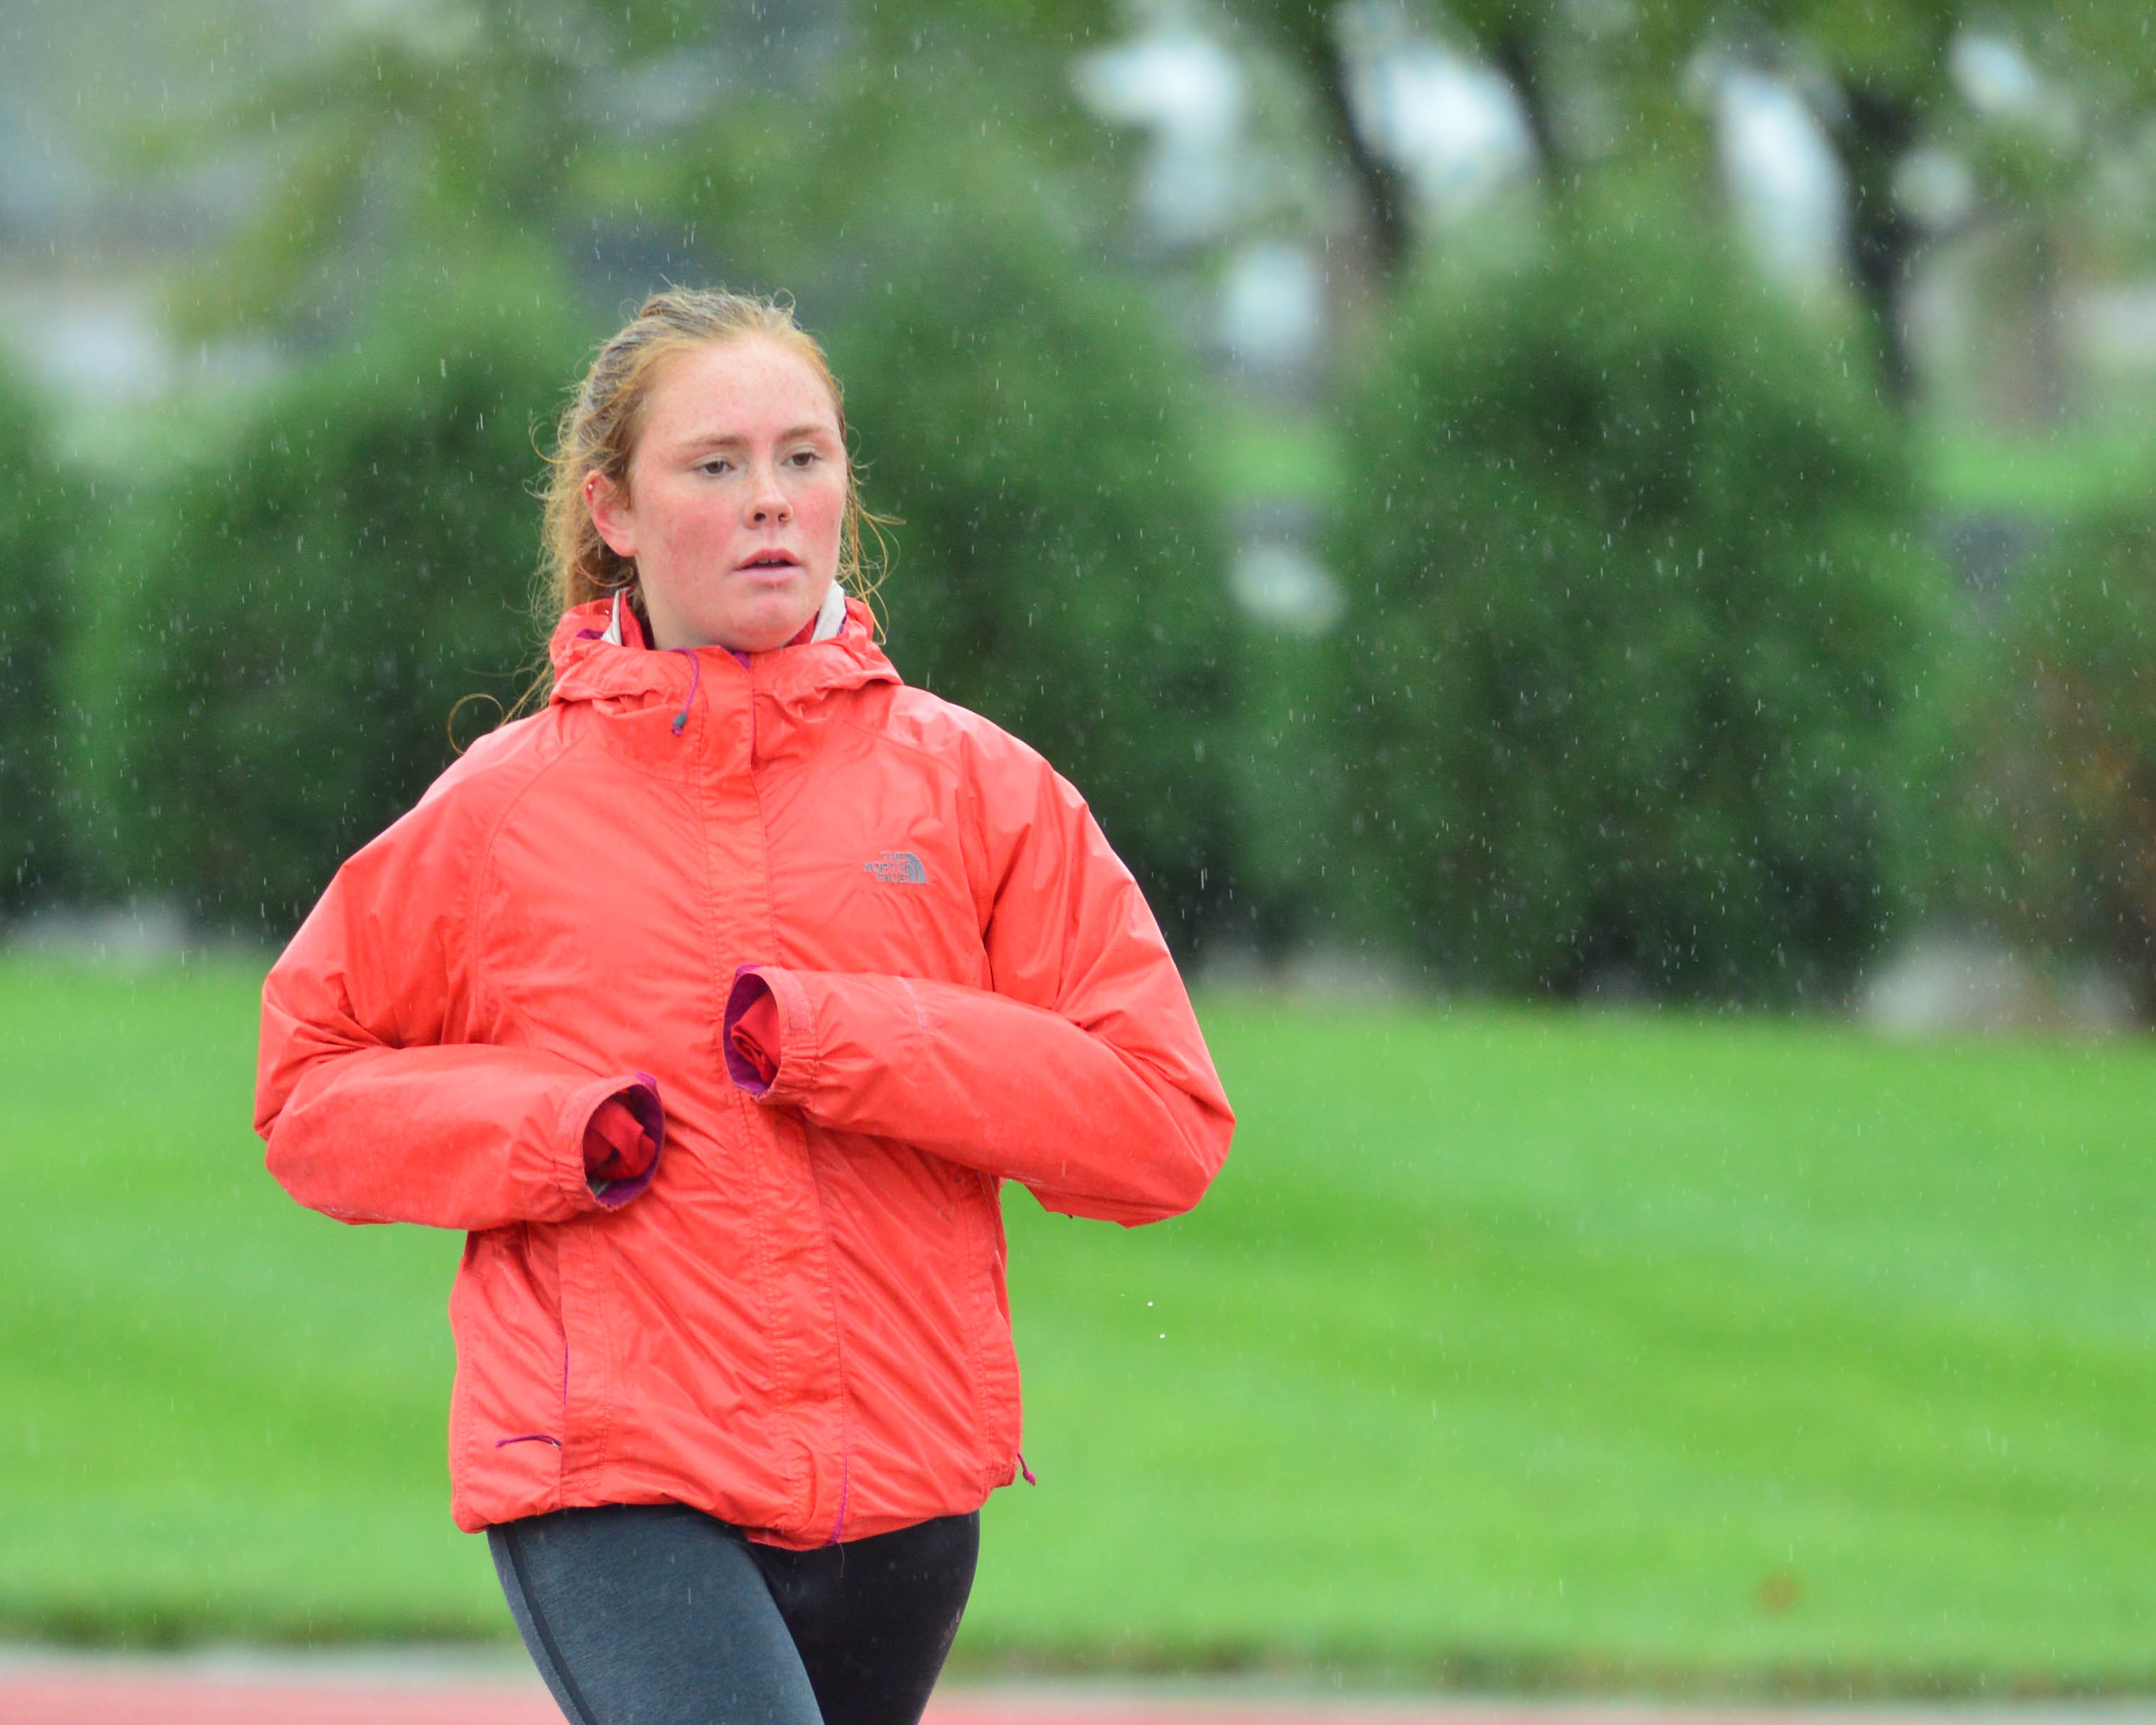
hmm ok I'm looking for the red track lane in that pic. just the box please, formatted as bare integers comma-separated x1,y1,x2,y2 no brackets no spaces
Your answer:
0,1670,2143,1725
0,1669,546,1724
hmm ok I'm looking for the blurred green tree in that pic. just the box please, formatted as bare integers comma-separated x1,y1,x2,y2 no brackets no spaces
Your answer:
0,373,74,914
79,262,584,933
1327,179,1950,999
155,0,593,338
1175,0,2155,397
826,220,1241,953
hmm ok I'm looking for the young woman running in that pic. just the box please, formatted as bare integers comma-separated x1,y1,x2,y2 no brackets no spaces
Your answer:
253,289,1235,1725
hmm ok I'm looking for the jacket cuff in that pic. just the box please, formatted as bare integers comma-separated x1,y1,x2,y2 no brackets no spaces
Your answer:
722,969,775,1095
723,964,818,1105
578,1072,664,1210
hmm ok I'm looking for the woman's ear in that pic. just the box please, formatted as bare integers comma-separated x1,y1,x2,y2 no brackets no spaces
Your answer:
585,471,637,558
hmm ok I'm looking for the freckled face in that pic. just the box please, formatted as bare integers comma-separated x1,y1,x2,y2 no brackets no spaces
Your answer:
585,335,848,653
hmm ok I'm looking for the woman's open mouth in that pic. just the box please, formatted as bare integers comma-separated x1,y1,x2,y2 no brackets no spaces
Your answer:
738,551,801,575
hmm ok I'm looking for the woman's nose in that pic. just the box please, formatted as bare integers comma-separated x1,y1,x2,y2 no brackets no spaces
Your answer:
747,463,793,524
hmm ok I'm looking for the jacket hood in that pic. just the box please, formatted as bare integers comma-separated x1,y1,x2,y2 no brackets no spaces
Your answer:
547,590,900,716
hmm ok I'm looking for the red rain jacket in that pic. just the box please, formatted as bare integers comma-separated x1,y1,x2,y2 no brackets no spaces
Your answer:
255,596,1234,1545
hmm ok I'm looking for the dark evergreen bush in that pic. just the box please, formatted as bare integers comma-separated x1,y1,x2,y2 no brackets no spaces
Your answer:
1328,185,1949,1000
82,273,585,935
0,373,72,914
823,218,1242,954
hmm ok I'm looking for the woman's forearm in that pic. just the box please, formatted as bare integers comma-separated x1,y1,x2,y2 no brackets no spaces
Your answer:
260,1028,663,1230
722,963,1231,1224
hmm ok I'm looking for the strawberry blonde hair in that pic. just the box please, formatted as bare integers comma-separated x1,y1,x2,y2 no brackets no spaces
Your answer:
539,288,885,625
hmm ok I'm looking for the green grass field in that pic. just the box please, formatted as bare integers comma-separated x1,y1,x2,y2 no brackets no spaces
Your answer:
1,955,2150,1693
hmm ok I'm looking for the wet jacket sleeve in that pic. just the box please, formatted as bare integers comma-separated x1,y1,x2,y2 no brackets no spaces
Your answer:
724,748,1233,1225
255,794,663,1231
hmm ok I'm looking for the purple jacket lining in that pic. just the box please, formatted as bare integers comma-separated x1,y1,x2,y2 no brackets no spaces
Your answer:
590,1072,666,1208
828,1454,851,1545
721,967,776,1097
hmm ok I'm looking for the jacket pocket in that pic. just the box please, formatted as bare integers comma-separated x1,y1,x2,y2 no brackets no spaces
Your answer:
449,1223,570,1523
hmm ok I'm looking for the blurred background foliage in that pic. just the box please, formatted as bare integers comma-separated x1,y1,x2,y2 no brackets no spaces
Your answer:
75,259,585,929
825,224,1243,946
1328,180,1942,1000
0,368,77,915
4,0,2155,1014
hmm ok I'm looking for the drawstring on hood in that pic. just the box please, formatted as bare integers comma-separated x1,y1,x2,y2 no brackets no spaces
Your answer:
669,649,701,736
652,581,849,739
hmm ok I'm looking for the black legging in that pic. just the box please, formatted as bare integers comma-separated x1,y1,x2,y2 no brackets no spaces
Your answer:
489,1503,979,1725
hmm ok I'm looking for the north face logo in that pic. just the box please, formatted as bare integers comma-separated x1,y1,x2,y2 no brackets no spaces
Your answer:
862,850,928,885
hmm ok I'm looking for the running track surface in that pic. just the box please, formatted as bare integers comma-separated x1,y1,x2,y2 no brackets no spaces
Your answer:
3,1663,2150,1725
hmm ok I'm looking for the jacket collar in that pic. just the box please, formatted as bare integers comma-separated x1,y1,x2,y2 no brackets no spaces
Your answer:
547,588,899,718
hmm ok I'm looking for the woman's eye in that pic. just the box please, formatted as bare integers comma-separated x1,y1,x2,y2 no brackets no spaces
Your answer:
698,459,732,476
786,450,818,469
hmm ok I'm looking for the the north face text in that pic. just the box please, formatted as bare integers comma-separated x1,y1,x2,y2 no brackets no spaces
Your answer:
862,851,928,885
